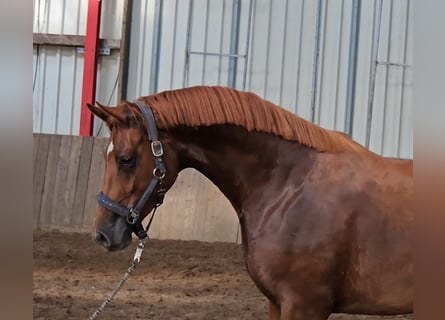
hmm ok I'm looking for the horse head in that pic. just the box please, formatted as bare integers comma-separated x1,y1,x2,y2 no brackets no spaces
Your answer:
87,101,179,251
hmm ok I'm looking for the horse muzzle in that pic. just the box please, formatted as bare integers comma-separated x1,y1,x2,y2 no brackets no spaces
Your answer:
93,217,132,251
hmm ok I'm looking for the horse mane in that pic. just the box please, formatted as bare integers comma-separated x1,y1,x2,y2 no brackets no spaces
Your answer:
134,86,367,153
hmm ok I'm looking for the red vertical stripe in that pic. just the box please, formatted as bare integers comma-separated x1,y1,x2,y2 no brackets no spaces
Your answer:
80,0,102,136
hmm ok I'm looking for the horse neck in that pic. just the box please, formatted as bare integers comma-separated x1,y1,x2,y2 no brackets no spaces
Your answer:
166,125,316,213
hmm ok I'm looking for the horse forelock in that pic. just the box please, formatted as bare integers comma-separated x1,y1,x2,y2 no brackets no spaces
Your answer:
128,86,367,153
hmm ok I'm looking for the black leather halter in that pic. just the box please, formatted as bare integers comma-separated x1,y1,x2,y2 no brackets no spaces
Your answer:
96,101,167,240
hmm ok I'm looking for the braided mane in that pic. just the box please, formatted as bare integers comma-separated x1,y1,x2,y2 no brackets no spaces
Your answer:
135,86,366,153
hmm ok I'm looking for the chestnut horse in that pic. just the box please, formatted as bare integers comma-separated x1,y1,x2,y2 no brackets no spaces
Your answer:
88,86,412,320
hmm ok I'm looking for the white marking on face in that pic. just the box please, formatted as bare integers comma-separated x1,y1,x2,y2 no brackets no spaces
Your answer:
107,141,114,156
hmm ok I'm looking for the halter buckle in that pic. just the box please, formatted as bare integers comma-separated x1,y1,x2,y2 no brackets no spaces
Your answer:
127,208,140,224
153,167,166,179
151,141,164,157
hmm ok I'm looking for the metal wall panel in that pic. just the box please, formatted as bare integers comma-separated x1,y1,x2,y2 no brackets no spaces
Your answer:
33,0,122,37
33,46,84,135
376,0,412,158
33,0,87,35
314,0,351,131
35,0,412,158
128,0,412,158
353,0,377,146
291,0,319,121
126,0,157,99
127,0,249,98
187,0,233,88
352,0,412,158
33,0,123,136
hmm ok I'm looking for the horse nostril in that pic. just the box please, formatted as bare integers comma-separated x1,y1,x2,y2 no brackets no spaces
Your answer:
95,231,111,248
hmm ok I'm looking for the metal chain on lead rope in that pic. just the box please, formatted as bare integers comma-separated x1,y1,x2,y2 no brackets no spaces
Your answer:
88,206,160,320
87,239,145,320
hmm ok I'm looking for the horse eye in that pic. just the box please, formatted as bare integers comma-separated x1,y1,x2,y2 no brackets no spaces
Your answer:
117,155,136,168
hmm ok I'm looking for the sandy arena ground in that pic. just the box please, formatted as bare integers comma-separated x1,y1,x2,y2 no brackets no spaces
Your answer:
33,231,412,320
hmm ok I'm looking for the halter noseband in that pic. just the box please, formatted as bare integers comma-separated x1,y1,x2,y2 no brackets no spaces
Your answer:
96,100,167,240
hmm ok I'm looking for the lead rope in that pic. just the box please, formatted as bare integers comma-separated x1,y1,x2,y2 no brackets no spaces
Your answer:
88,206,160,320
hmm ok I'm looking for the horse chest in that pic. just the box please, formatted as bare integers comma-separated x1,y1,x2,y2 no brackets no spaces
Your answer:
244,247,278,301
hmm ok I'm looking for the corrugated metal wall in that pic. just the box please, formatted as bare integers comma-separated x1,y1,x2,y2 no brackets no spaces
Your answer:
32,0,123,136
352,0,413,158
33,0,413,158
126,0,412,159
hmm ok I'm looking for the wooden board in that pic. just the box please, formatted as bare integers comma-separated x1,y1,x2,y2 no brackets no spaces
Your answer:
50,135,73,227
33,33,120,49
82,137,108,231
39,135,61,228
150,169,239,243
33,134,50,228
33,133,40,169
61,136,83,227
71,136,94,229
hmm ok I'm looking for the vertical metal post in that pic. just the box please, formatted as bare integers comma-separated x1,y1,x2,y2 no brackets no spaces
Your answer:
397,0,411,156
242,0,254,91
169,0,179,89
149,0,164,94
263,0,274,97
310,0,323,123
202,0,211,84
228,0,242,88
365,0,383,148
380,0,394,153
278,0,290,106
183,0,194,87
294,0,305,111
117,0,133,102
217,0,227,85
80,0,102,136
344,0,361,135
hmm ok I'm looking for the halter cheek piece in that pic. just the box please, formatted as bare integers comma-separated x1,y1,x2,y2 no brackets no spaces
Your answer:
96,101,166,240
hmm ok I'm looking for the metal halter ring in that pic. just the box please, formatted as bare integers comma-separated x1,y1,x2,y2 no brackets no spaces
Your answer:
153,167,166,179
127,209,140,225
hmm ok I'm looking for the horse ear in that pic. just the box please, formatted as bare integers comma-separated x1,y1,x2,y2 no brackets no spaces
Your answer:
87,103,109,122
87,102,126,124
